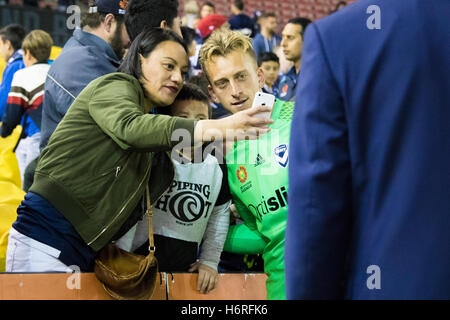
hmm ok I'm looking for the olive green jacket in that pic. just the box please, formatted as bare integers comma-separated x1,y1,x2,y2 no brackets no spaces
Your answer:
30,72,196,251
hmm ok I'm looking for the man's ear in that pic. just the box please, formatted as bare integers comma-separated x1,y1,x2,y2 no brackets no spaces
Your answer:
1,39,12,53
208,84,220,104
257,67,265,90
5,39,12,50
23,49,30,60
160,20,168,29
104,13,116,33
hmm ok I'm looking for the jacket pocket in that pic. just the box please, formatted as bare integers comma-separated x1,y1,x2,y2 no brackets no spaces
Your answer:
73,156,128,214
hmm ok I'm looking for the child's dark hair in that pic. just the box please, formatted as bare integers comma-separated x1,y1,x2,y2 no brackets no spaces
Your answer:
177,83,209,104
188,74,210,97
157,83,212,118
257,51,280,67
176,83,211,118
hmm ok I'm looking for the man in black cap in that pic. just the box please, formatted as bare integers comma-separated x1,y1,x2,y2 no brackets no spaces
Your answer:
39,0,130,151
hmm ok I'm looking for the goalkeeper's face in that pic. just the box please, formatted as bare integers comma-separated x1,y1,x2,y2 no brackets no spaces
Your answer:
205,50,265,114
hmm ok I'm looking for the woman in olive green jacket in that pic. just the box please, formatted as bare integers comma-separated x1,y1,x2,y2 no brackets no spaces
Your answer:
5,28,272,272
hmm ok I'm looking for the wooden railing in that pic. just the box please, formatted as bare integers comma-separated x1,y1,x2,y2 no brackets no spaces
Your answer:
0,272,267,300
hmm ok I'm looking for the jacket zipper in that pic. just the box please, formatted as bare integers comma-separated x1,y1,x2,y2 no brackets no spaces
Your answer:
87,161,151,246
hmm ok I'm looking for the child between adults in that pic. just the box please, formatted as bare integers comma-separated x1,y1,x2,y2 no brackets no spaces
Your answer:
116,83,231,294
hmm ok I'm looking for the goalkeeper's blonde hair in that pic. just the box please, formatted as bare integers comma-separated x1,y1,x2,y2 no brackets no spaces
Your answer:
199,28,257,81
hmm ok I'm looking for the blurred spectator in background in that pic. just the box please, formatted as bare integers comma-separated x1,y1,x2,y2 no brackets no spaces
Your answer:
39,0,131,150
181,26,197,59
228,0,253,37
56,0,75,11
181,26,202,77
252,12,281,58
278,17,311,101
1,30,53,187
25,0,39,7
125,0,182,40
330,1,347,14
200,1,214,19
7,0,24,5
197,13,229,42
0,24,26,120
181,0,199,29
251,10,263,36
258,51,280,97
273,45,293,75
192,17,203,45
75,0,90,12
37,0,57,10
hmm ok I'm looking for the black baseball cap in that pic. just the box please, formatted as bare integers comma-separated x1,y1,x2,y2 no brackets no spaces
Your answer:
88,0,128,15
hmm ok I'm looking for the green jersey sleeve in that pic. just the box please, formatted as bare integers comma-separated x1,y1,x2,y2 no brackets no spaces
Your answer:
223,223,267,254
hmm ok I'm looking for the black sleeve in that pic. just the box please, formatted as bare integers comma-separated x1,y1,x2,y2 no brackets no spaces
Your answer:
203,141,231,206
215,162,231,206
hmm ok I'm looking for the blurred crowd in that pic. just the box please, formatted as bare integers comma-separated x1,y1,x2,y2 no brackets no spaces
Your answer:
0,0,89,12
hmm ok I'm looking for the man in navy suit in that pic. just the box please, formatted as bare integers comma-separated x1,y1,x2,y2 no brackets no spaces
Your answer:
286,0,450,299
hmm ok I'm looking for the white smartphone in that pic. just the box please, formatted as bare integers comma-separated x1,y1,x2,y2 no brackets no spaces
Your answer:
251,91,275,119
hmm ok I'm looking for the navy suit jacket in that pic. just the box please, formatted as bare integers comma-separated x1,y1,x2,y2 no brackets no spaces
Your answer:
286,0,450,299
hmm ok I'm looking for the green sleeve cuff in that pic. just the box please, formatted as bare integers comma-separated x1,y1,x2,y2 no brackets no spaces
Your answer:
223,224,266,254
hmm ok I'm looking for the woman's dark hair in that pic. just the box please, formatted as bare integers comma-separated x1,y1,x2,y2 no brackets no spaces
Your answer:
118,27,187,81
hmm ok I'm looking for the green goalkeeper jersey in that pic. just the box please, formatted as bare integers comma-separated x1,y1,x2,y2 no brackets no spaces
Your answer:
225,99,294,300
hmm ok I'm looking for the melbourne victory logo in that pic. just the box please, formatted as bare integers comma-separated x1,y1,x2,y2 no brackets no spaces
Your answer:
274,144,289,167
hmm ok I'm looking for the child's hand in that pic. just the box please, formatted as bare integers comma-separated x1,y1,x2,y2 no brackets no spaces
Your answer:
230,203,240,222
188,262,218,294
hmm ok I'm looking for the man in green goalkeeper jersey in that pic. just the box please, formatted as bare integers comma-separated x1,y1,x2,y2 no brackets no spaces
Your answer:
199,29,294,300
